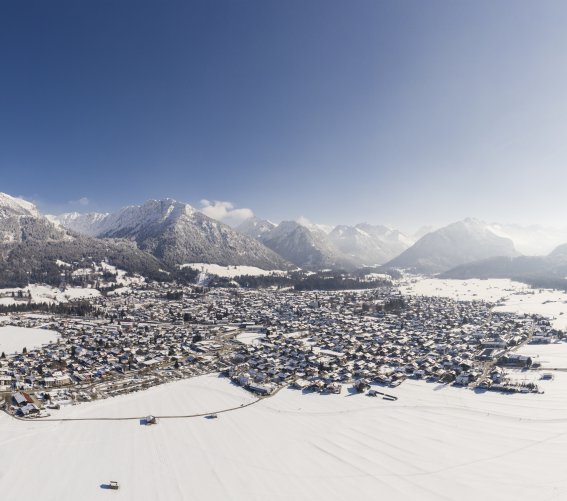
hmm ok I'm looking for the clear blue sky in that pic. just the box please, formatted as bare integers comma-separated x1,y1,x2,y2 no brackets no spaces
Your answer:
1,0,567,230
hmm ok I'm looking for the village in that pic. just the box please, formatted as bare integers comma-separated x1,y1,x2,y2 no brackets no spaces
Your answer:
0,282,563,418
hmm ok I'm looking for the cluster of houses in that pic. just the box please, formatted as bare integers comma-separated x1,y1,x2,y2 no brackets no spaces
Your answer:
224,290,561,395
0,282,562,417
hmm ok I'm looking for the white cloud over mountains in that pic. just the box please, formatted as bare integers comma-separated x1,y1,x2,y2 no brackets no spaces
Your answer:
68,196,90,207
199,200,254,227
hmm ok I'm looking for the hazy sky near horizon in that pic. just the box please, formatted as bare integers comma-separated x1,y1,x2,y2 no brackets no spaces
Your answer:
1,0,567,231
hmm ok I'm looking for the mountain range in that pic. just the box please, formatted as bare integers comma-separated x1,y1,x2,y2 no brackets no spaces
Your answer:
0,193,167,287
54,207,418,271
386,218,520,273
50,199,290,270
2,192,567,287
237,219,418,270
442,244,567,283
329,223,414,266
257,220,354,270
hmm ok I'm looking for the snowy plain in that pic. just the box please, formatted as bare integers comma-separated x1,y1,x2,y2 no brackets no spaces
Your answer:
401,277,567,330
2,372,567,501
236,330,266,345
180,263,286,277
0,284,100,306
0,325,58,355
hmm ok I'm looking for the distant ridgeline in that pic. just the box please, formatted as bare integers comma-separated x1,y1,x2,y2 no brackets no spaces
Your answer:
0,250,394,293
519,276,567,292
441,245,567,292
0,240,200,290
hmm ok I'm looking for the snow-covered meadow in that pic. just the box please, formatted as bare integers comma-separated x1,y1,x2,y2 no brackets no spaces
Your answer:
2,372,567,500
0,284,100,306
400,277,528,302
180,263,286,277
236,330,267,345
401,277,567,330
0,325,58,354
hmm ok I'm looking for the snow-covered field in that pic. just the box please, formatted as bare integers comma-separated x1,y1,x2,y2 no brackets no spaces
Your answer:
401,277,567,330
236,330,266,345
400,277,528,302
494,288,567,330
0,325,58,354
516,343,567,369
0,284,100,306
180,263,286,277
2,372,567,500
56,374,258,419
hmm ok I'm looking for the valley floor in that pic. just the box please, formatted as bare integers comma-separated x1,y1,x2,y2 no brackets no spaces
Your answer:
401,276,567,330
2,367,567,501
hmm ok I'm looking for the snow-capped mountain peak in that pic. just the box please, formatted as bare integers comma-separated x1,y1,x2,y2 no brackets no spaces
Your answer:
237,217,276,239
328,223,414,266
0,192,39,217
295,216,334,235
48,212,110,236
386,218,519,273
53,198,290,270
